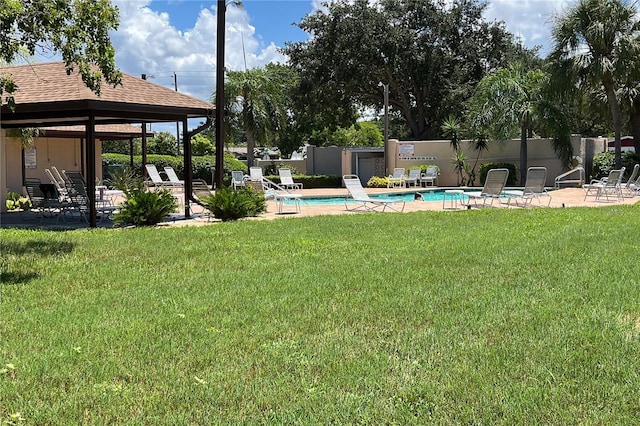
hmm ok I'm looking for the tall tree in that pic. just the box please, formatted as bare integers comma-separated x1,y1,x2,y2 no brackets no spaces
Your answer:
548,0,640,168
0,0,122,105
467,62,549,184
217,66,289,169
283,0,527,140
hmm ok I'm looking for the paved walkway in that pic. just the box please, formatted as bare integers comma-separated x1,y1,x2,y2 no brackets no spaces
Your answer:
2,186,638,229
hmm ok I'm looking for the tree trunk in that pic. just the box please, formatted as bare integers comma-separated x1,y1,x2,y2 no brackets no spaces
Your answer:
246,129,255,172
603,75,623,168
520,125,528,186
631,98,640,153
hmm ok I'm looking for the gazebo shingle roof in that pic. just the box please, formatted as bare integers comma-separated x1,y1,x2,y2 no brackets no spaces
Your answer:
0,62,214,128
1,62,212,110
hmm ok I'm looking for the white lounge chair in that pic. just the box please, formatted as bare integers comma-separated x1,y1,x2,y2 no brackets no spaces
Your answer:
622,163,639,197
163,166,184,190
465,168,509,207
420,167,438,187
343,174,405,212
583,168,625,202
629,170,640,196
278,168,303,190
45,168,68,199
405,169,420,187
145,164,174,189
387,168,405,188
503,167,551,206
249,166,264,181
246,179,302,214
231,171,246,189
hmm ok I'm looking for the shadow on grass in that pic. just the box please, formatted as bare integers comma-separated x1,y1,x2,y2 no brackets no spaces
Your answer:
0,271,41,285
1,240,75,286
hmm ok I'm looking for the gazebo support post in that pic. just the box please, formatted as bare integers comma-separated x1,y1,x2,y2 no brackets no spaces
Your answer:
183,118,192,218
86,114,97,228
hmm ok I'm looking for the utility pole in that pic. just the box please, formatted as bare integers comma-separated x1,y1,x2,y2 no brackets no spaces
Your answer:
174,72,180,155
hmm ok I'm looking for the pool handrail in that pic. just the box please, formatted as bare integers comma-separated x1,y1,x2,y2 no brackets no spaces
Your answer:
554,167,584,189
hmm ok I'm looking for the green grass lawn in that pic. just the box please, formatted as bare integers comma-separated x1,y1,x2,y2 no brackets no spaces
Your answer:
1,205,640,424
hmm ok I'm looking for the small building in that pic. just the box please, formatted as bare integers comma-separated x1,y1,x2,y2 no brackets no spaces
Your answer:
607,136,636,152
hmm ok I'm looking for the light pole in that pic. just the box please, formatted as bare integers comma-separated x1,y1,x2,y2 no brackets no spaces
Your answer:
380,82,389,176
215,0,243,189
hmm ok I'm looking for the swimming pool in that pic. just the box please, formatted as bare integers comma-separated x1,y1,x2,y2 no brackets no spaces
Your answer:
285,190,474,206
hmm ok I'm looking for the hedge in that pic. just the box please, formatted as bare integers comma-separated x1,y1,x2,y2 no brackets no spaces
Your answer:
102,154,342,188
102,153,247,185
478,162,517,186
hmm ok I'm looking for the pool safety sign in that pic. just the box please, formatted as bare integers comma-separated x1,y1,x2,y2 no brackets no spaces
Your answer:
398,143,436,161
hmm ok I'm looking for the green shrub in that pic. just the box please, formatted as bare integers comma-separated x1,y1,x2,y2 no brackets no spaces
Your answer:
592,151,615,180
591,150,639,180
265,174,342,189
414,164,439,174
113,187,178,227
367,176,389,188
622,151,640,179
479,163,517,186
105,166,142,191
199,187,266,222
5,191,30,211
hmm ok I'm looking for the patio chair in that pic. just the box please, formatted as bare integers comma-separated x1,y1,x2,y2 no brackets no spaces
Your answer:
51,166,70,185
387,168,405,188
249,166,264,181
248,166,279,190
278,168,303,190
231,171,247,190
503,167,551,206
465,168,509,207
144,164,174,189
343,174,405,212
45,168,69,199
23,178,68,221
622,163,639,197
583,168,625,202
191,179,215,220
64,171,117,222
629,170,640,196
405,169,420,188
420,167,438,187
246,179,302,214
163,166,185,190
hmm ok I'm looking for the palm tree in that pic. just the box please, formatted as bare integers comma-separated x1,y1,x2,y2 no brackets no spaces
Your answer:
441,115,462,151
217,67,288,170
549,0,640,169
467,62,548,185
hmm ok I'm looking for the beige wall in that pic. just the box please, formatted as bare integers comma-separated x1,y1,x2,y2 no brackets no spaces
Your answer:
389,136,584,186
1,130,6,213
2,135,103,203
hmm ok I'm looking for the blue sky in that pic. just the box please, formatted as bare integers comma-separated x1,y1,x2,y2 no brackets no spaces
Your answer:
148,0,312,47
106,0,574,134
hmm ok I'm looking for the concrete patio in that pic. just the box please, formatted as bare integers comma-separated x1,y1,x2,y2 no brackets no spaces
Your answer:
4,185,634,230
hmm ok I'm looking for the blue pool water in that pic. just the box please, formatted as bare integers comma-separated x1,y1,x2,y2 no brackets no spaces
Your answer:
289,190,469,206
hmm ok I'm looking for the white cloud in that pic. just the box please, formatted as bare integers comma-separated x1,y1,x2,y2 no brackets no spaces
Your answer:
484,0,576,56
110,0,287,104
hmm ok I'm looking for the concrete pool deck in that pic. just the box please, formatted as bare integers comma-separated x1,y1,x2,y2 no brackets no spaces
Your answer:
2,186,638,229
254,186,640,220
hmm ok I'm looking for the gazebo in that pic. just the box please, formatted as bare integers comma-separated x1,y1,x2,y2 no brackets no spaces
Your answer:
0,62,215,227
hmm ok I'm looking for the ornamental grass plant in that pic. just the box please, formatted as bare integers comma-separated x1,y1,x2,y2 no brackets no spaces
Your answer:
1,205,639,424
